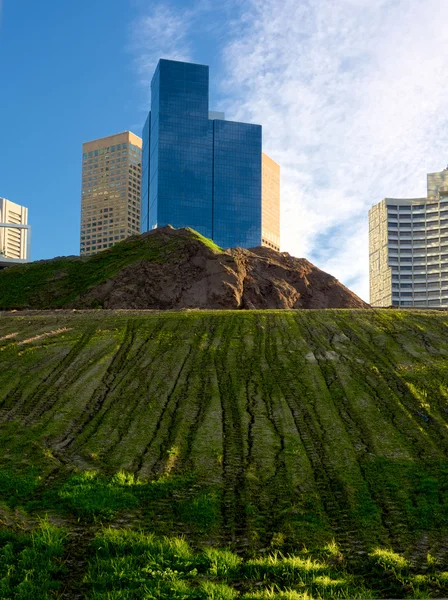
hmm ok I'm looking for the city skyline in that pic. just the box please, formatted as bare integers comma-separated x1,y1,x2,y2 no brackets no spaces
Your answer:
142,58,280,251
1,1,448,301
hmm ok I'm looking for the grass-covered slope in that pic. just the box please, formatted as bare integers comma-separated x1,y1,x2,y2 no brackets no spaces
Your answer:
1,309,448,598
0,227,221,310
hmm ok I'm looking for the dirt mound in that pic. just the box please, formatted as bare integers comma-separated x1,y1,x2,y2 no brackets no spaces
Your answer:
76,226,368,309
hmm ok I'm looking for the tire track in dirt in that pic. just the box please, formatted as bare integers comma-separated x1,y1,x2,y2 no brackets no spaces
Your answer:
266,314,366,554
52,320,138,454
294,313,400,548
100,327,180,461
149,319,217,474
213,315,248,543
136,342,193,475
0,327,96,423
72,321,167,456
138,325,207,476
246,316,292,546
34,338,120,433
60,524,98,600
327,313,448,552
23,335,117,428
334,313,445,459
106,341,187,471
368,310,448,424
179,318,221,473
298,311,448,552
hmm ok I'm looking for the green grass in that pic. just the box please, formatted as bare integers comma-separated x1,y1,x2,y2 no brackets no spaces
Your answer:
0,518,66,599
1,309,448,596
53,471,140,520
0,469,41,508
83,528,446,598
0,227,222,309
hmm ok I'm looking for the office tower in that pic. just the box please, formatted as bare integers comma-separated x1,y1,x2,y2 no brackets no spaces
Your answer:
369,168,448,307
0,198,30,264
141,59,280,250
80,131,142,256
262,153,281,251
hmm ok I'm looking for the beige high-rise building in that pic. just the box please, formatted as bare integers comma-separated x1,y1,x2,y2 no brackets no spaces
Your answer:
262,153,280,251
0,198,30,264
369,168,448,307
80,131,142,256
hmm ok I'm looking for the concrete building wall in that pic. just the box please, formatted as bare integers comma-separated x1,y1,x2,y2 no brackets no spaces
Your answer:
0,198,29,260
261,153,280,251
427,170,448,199
369,200,392,306
80,131,142,256
369,167,448,307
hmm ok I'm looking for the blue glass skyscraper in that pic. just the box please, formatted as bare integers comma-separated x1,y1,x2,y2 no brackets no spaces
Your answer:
141,59,276,250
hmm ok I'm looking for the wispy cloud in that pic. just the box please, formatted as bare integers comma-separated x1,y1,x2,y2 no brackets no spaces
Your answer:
130,0,448,301
129,3,193,92
130,0,240,105
220,0,448,300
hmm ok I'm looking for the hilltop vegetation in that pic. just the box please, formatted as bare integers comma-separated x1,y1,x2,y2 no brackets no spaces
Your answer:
0,227,367,310
0,309,448,598
0,227,209,310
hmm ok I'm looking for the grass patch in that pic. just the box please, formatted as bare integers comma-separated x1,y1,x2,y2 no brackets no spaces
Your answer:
361,547,448,598
362,458,448,533
54,471,139,520
28,470,198,522
0,468,41,508
0,518,66,599
177,490,221,532
184,228,222,253
85,529,448,598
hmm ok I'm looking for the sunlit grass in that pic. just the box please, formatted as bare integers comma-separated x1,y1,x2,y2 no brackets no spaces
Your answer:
241,589,314,600
203,547,242,577
56,470,139,520
369,547,409,570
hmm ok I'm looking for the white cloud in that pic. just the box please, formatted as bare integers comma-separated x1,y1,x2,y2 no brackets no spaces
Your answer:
220,0,448,300
131,0,448,301
129,0,236,95
129,3,193,93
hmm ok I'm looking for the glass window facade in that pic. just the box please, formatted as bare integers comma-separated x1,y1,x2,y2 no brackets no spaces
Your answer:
80,132,142,257
141,112,151,232
141,59,263,248
212,120,261,248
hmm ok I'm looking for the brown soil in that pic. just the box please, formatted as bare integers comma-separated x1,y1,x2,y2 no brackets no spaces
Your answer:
76,227,369,310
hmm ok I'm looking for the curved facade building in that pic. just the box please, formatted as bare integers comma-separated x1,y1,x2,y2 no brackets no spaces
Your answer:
369,169,448,307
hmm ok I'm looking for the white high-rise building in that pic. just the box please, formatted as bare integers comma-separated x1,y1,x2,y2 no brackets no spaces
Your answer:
369,169,448,307
0,198,30,265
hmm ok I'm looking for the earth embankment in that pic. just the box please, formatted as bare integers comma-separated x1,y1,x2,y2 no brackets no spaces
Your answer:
0,226,368,310
1,309,447,598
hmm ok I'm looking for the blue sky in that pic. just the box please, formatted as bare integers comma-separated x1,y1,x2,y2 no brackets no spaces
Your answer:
0,1,147,260
1,0,448,300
